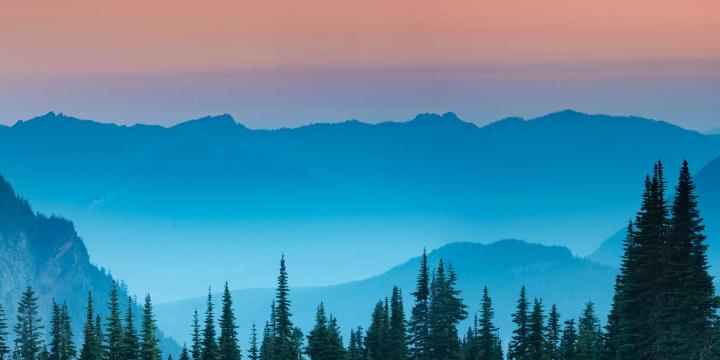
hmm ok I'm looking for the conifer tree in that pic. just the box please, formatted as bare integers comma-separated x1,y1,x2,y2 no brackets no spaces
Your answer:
49,301,63,360
388,287,407,360
248,324,259,360
528,299,544,360
602,275,622,360
218,283,241,360
305,303,329,360
326,317,345,360
542,304,560,360
259,320,272,360
95,316,104,360
191,310,202,360
201,291,218,360
365,302,387,360
179,345,190,360
576,302,602,360
14,286,44,360
272,256,296,360
408,249,430,360
120,297,139,360
0,304,9,360
140,295,161,360
559,320,577,360
462,316,479,360
60,303,75,360
105,283,124,360
477,287,500,360
508,287,529,360
427,261,466,360
347,329,365,360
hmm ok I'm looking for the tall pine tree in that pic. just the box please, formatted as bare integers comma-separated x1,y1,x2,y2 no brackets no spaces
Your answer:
248,323,259,360
477,287,500,360
201,290,218,360
105,283,124,360
0,304,9,360
191,310,202,360
14,286,44,360
218,283,241,360
273,255,296,360
527,299,544,360
427,261,466,360
140,295,161,360
543,304,560,360
408,249,430,360
388,287,407,360
120,297,139,360
576,302,602,360
508,287,529,360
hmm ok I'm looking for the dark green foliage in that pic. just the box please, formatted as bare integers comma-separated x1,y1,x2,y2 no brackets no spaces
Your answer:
477,287,501,360
462,317,479,360
140,295,161,360
290,328,304,360
201,291,218,360
576,302,602,360
388,287,407,360
49,302,75,360
259,319,273,360
347,328,365,360
543,305,560,360
365,302,388,360
508,287,529,360
0,304,10,360
218,283,241,360
427,261,467,360
179,346,190,360
528,299,544,360
120,297,139,360
408,249,430,360
273,256,297,360
105,283,124,360
248,323,259,360
305,307,343,360
191,310,201,360
559,320,577,360
14,286,44,360
95,316,104,360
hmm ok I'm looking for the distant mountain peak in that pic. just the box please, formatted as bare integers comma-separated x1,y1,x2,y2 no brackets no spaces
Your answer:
171,113,243,130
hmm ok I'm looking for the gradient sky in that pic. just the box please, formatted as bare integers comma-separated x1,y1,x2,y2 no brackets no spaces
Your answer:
1,0,719,129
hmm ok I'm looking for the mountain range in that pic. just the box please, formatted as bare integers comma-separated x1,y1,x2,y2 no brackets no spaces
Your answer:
0,110,717,300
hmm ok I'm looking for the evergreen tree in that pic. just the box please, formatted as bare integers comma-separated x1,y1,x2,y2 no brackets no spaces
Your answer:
290,328,304,360
326,317,344,360
388,287,407,360
218,283,241,360
528,299,544,360
576,302,602,360
95,316,104,360
0,304,9,360
191,310,202,360
140,295,160,360
179,346,190,360
365,302,387,360
347,329,365,360
49,302,63,360
477,287,500,360
201,291,218,360
248,324,259,360
668,160,717,358
119,297,139,360
427,261,466,360
602,275,622,360
542,305,560,360
559,320,577,360
508,287,529,360
60,303,75,360
305,303,329,360
408,249,430,360
14,286,44,360
462,316,479,360
105,283,124,360
273,256,296,360
259,320,272,360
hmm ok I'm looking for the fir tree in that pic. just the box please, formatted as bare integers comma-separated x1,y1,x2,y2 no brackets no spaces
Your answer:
191,310,202,360
559,320,577,360
259,320,272,360
542,305,560,360
140,295,161,360
477,287,500,360
576,302,602,360
105,283,124,360
326,317,344,360
346,329,365,360
427,261,466,360
60,303,75,360
218,283,241,360
408,249,430,360
388,287,407,360
528,299,544,360
14,286,44,360
602,275,622,360
248,324,259,360
462,316,479,360
0,304,9,360
365,302,387,360
179,346,190,360
95,316,104,360
305,303,329,360
508,287,529,360
273,256,296,360
201,291,218,360
49,301,63,360
119,297,139,360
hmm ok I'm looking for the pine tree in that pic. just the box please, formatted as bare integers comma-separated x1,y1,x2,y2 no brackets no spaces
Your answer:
528,299,544,360
95,316,104,360
477,287,500,360
508,287,529,360
273,255,296,360
120,297,139,360
105,283,124,360
668,160,717,358
347,329,365,360
543,304,560,360
248,324,259,360
218,283,241,360
576,302,602,360
602,275,622,360
0,304,9,360
259,320,272,360
14,286,44,360
462,316,479,360
326,317,344,360
191,310,202,360
49,301,63,360
201,290,218,360
179,346,190,360
60,303,75,360
305,303,329,360
388,287,407,360
140,295,161,360
559,320,577,360
427,261,466,360
365,302,387,360
408,249,430,360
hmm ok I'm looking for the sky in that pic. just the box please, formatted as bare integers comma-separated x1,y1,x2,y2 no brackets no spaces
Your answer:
0,0,719,129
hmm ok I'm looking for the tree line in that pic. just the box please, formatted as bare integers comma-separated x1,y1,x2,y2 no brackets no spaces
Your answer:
0,160,717,360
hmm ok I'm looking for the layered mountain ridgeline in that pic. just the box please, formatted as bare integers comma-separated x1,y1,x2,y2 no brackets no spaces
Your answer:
0,174,179,354
155,240,617,349
588,155,720,269
0,110,717,299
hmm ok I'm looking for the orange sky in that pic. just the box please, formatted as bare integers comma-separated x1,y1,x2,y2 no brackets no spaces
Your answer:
1,0,719,75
